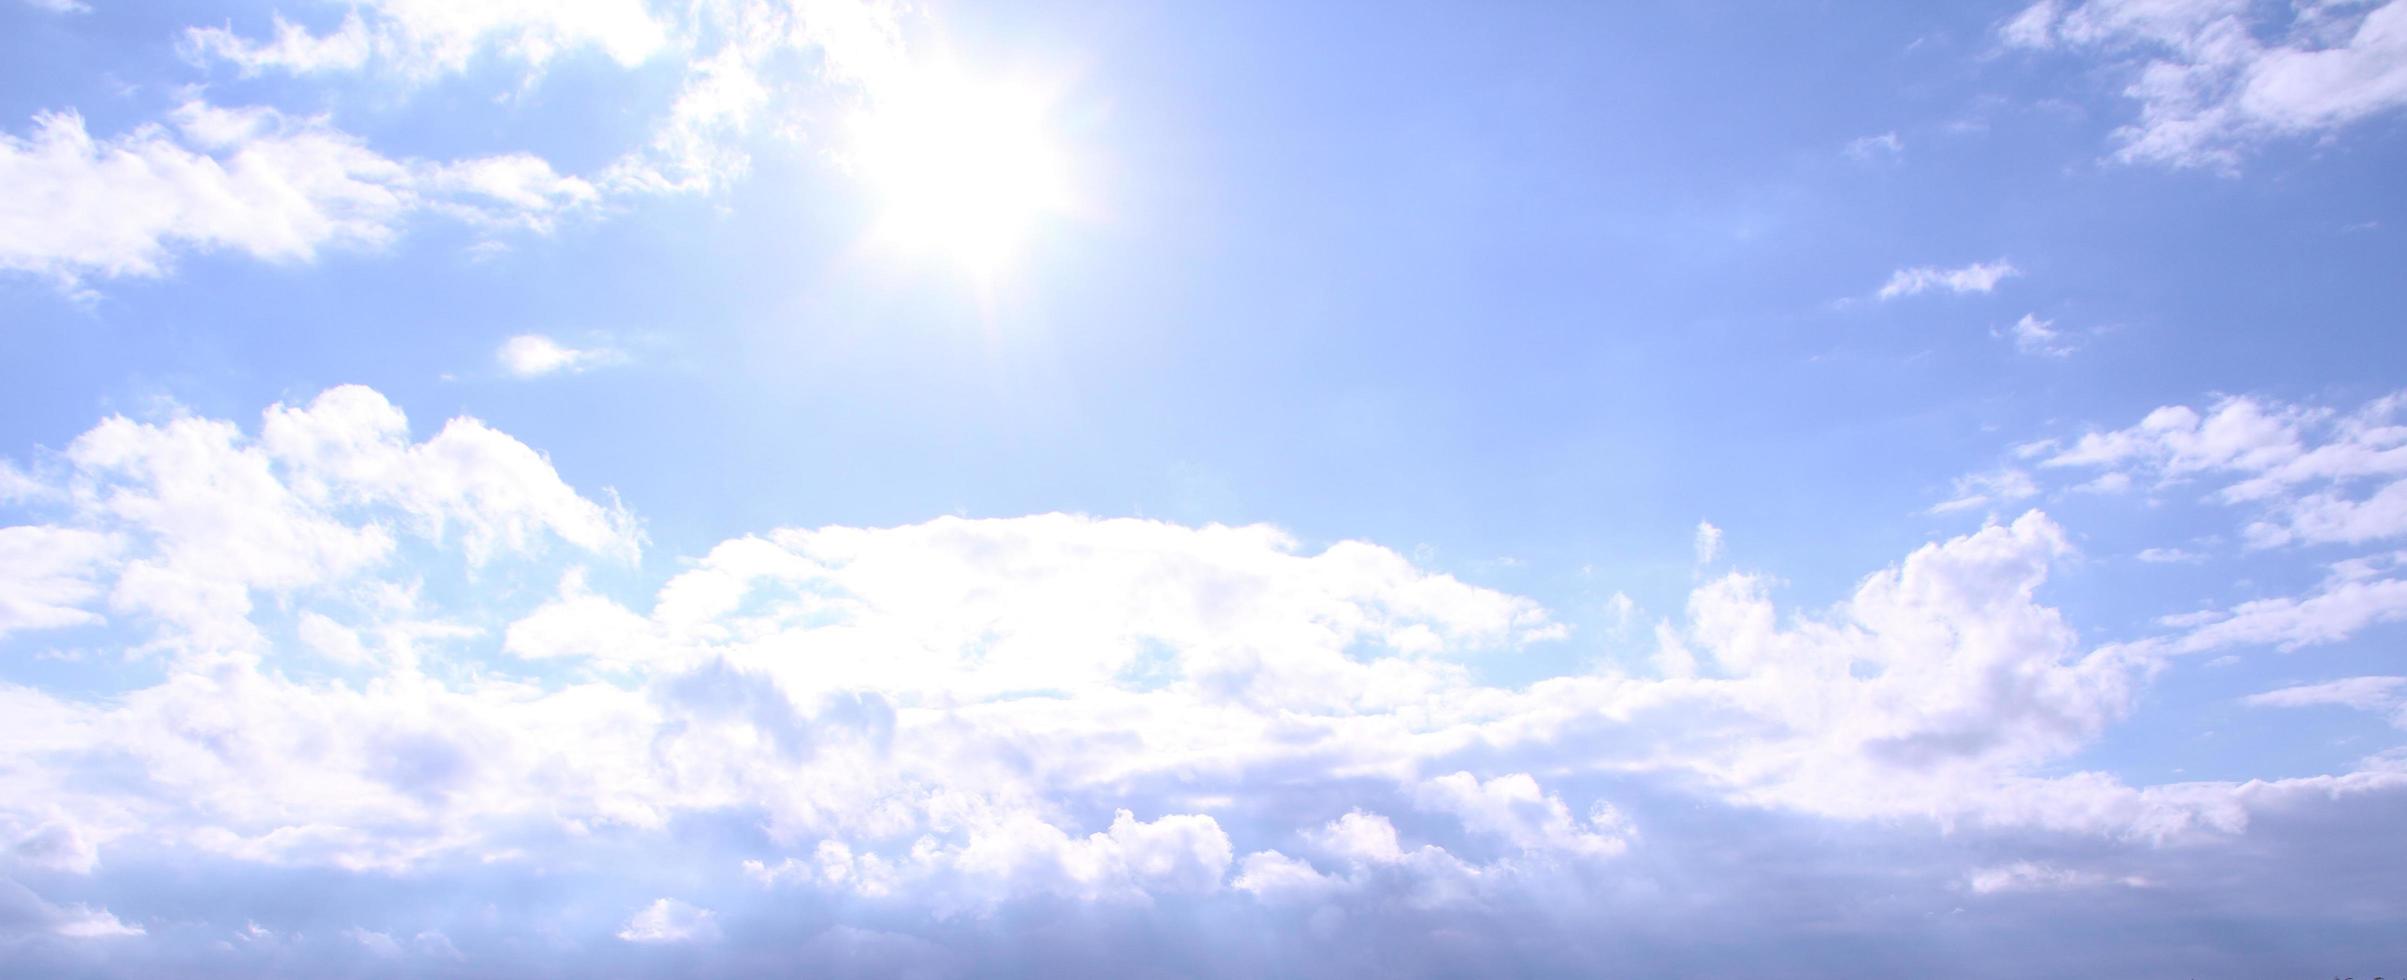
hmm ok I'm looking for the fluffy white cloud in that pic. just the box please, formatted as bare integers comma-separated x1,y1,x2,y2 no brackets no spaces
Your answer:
1877,259,2019,299
616,898,718,944
1411,772,1629,859
2044,391,2407,548
3,388,2404,972
2,385,634,654
0,102,595,288
1308,810,1407,867
2003,0,2407,168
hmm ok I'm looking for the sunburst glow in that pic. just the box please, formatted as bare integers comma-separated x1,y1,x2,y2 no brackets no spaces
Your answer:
844,63,1072,279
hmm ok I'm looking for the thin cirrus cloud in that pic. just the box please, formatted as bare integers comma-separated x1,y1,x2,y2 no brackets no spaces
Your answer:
1876,259,2020,300
1844,130,1904,162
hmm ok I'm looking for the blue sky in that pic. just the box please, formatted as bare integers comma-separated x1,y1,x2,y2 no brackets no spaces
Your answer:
3,0,2406,975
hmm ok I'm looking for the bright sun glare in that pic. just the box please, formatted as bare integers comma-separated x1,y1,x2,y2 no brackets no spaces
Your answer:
845,63,1073,280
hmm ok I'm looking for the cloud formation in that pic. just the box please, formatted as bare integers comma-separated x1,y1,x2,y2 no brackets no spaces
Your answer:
2,387,2401,973
2003,0,2407,168
1877,259,2019,300
496,334,624,378
0,102,594,289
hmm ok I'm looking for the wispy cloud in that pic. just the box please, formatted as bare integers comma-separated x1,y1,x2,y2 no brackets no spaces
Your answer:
496,334,625,378
1878,259,2019,299
1845,130,1904,162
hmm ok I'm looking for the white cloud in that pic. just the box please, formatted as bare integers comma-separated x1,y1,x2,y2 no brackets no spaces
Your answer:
1,385,635,654
602,44,772,195
2247,674,2406,709
2002,0,2407,168
3,387,2405,959
0,101,596,289
2005,313,2077,356
617,898,719,944
2159,575,2407,655
2243,675,2407,719
1693,520,1723,565
1230,850,1342,902
2135,546,2204,563
13,0,978,291
1411,772,1629,859
1968,860,2149,894
2043,391,2407,549
1307,811,1406,867
496,334,623,378
50,904,143,939
11,819,99,874
1877,259,2019,300
0,526,119,638
184,0,669,81
1845,131,1905,161
1932,468,2040,514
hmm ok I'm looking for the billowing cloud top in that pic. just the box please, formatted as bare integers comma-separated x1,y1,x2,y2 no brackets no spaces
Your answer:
4,387,2405,974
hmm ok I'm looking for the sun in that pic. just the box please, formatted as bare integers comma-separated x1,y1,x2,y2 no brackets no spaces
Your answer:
843,61,1073,281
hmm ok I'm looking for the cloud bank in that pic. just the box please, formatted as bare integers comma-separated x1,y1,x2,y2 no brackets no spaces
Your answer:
3,387,2403,974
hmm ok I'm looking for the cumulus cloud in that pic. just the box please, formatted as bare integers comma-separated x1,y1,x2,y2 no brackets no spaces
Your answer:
2002,0,2407,168
2,388,2404,973
1877,259,2019,299
1411,772,1630,859
0,385,636,654
1925,391,2407,684
617,898,719,944
2044,390,2407,549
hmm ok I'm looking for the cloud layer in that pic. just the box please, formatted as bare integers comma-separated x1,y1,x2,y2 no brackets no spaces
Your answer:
3,387,2402,974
